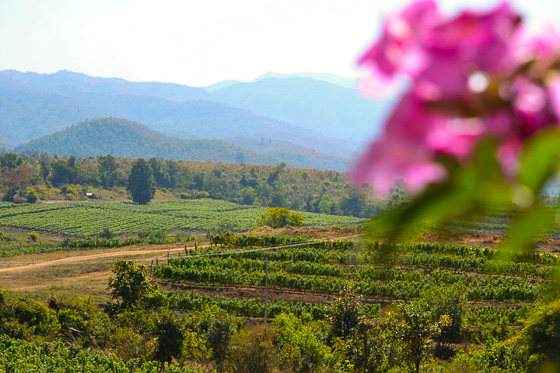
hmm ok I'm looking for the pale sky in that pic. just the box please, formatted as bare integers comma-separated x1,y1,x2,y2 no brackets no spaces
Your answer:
0,0,557,87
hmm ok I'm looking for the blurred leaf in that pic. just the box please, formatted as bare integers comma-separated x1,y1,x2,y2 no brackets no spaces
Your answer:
367,139,512,242
501,205,557,255
519,129,560,195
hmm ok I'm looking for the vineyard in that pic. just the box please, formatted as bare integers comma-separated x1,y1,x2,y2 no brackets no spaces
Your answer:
0,203,559,371
0,199,366,237
154,237,547,312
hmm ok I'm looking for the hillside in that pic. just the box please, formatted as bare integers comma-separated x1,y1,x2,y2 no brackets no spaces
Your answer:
14,118,289,166
211,77,391,142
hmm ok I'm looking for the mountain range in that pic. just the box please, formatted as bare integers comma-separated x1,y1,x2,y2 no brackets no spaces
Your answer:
0,69,392,170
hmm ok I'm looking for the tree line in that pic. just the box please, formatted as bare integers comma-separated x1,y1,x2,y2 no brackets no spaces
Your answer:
0,152,383,217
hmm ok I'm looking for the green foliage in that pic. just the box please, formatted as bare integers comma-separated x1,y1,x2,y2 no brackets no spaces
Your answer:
274,312,333,373
97,154,118,188
99,227,114,239
107,260,158,311
226,325,276,373
26,189,39,203
152,314,186,365
0,200,363,239
257,207,303,228
421,284,467,358
340,316,398,373
2,188,16,202
389,301,447,373
127,158,156,204
329,283,363,341
204,313,234,373
518,299,560,367
0,334,200,372
28,231,39,242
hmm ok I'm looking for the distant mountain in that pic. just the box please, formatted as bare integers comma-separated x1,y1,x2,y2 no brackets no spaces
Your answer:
228,137,348,171
203,79,243,92
254,72,358,89
0,70,359,161
14,118,285,166
211,77,391,142
1,70,212,102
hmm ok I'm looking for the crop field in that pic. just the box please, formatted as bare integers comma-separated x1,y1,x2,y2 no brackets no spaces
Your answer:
153,236,547,326
0,200,559,372
0,199,366,237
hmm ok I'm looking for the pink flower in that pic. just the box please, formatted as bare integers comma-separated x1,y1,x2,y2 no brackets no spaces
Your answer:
353,93,479,193
355,1,560,194
359,2,521,100
352,139,447,194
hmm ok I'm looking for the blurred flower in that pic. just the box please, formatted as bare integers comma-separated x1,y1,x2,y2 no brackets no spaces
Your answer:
354,1,560,194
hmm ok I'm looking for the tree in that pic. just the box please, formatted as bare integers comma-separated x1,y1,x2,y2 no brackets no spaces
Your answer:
127,158,155,204
38,159,51,182
257,207,303,229
242,187,256,205
206,317,233,373
389,301,447,373
318,194,334,214
26,189,39,203
339,188,368,217
149,158,170,188
421,285,467,358
518,299,560,368
107,260,157,311
153,314,186,365
329,283,362,341
97,154,118,188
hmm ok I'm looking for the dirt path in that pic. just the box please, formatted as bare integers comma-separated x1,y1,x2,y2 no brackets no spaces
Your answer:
0,246,188,274
0,243,206,294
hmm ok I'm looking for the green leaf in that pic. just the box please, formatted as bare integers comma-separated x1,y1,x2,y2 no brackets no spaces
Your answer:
519,129,560,195
501,205,557,254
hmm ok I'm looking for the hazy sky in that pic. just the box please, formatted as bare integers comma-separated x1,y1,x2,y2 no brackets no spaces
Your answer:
0,0,558,87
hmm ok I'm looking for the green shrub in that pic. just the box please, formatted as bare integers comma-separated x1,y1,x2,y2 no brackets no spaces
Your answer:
26,189,39,203
28,231,39,242
257,207,303,229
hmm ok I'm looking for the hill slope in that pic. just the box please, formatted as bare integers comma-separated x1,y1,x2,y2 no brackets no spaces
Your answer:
14,118,287,166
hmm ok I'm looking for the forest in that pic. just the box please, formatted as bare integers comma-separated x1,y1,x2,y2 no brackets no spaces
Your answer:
0,152,381,218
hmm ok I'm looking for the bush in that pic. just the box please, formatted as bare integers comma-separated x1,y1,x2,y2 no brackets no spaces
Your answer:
226,325,275,373
257,207,303,229
205,316,234,373
274,312,332,373
99,228,114,239
149,229,167,240
28,231,39,242
26,189,39,203
517,299,560,368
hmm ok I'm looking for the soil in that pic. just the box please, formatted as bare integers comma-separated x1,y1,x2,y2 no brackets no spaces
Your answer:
418,230,560,254
250,225,362,239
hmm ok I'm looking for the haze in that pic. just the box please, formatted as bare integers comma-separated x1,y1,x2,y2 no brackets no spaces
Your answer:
0,0,557,87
